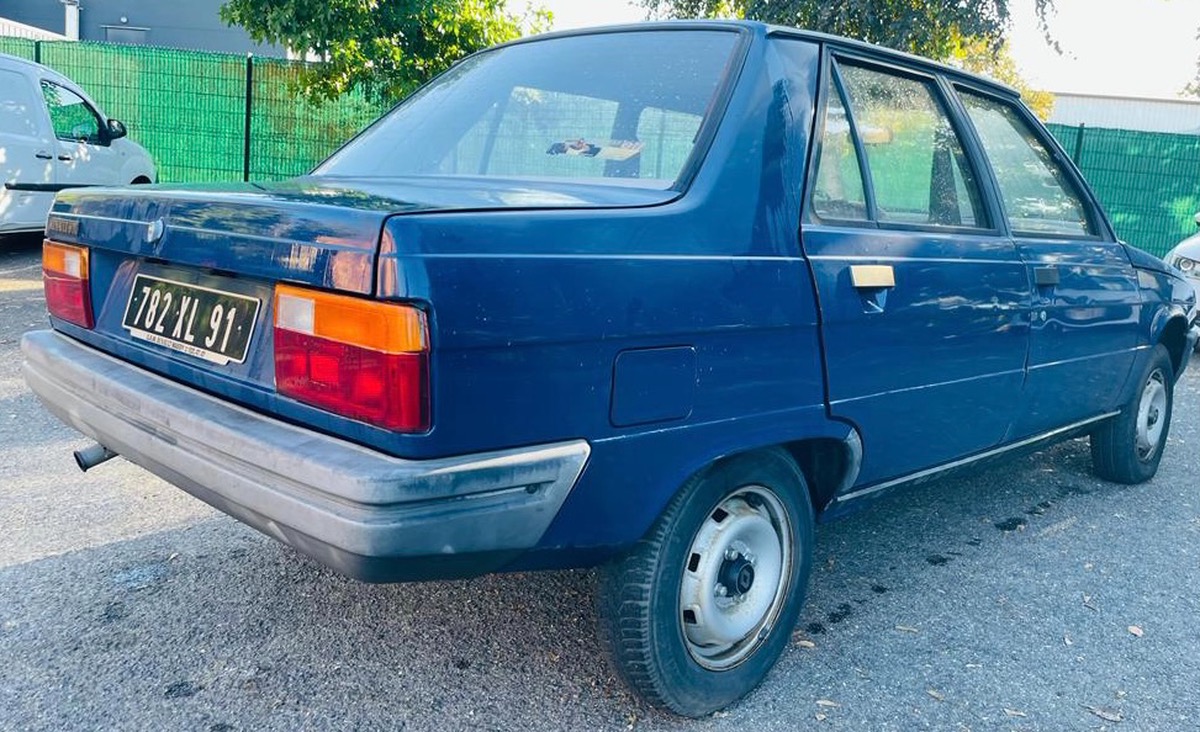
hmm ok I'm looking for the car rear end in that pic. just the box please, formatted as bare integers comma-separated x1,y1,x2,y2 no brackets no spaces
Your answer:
24,184,592,581
21,26,764,581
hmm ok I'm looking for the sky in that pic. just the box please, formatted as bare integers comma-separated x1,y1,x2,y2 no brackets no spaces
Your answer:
538,0,1200,100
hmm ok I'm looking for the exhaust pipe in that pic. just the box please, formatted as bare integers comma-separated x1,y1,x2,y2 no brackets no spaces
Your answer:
74,443,119,472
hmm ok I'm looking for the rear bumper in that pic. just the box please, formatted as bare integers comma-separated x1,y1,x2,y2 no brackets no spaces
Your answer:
21,330,590,582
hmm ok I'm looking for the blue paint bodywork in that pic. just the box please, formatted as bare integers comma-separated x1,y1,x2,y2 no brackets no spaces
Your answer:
41,22,1197,574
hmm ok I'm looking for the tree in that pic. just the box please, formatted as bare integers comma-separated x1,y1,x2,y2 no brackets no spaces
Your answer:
641,0,1054,60
220,0,551,102
949,38,1055,120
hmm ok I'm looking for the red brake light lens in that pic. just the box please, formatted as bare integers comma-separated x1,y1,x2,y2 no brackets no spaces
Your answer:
43,240,94,329
273,284,429,433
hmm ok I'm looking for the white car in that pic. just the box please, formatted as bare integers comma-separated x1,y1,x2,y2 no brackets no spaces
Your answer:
1,52,155,238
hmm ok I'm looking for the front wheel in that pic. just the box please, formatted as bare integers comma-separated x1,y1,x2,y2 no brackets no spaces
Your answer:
597,449,814,716
1091,344,1175,484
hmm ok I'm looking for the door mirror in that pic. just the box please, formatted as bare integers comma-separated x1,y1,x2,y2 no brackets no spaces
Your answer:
106,118,128,140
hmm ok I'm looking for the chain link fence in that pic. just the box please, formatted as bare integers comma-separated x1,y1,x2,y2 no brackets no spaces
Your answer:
0,37,386,183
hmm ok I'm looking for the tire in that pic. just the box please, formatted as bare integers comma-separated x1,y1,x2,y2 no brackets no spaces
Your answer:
597,448,815,717
1091,344,1174,484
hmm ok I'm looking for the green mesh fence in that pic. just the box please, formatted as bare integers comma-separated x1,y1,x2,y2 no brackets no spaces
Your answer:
7,40,384,184
0,36,37,60
41,42,246,182
249,57,386,181
1049,123,1200,257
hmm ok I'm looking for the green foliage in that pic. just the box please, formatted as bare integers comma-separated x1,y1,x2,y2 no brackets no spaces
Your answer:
949,38,1055,120
220,0,551,103
641,0,1053,60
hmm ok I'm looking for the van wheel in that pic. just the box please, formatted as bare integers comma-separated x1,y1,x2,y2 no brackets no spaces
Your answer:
597,449,814,717
1091,344,1174,484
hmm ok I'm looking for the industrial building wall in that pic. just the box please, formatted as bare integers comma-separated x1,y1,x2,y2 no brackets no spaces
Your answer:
1,0,283,56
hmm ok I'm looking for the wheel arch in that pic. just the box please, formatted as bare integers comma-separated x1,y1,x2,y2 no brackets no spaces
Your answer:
1158,315,1189,379
700,431,862,520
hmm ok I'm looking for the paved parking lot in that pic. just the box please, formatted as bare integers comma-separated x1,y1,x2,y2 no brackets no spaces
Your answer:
2,237,1198,731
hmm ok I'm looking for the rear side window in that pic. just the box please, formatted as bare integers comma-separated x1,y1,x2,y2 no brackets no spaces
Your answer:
0,69,40,137
836,63,987,228
812,79,869,221
958,90,1094,237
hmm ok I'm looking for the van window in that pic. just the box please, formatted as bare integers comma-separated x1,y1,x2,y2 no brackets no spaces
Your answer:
40,81,103,145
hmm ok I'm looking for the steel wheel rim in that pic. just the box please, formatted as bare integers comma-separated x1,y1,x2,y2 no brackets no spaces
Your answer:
1135,368,1168,461
679,486,794,671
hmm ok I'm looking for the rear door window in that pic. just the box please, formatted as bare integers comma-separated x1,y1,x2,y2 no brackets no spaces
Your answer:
834,62,988,228
812,77,869,221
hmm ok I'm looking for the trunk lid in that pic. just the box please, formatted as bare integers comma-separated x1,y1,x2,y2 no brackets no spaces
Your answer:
46,176,671,450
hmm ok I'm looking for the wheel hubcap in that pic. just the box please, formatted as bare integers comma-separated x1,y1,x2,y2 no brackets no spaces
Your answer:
679,486,793,670
1135,368,1168,461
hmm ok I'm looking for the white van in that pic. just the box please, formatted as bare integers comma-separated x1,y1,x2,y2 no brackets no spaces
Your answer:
1,52,155,237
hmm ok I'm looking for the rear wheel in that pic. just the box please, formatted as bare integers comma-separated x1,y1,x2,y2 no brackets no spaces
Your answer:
1091,344,1174,484
598,449,814,716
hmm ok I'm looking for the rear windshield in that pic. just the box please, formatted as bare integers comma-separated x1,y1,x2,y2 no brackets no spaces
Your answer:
314,30,742,189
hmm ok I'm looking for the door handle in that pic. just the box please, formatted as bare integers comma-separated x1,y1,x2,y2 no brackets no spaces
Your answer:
850,264,895,289
1034,266,1060,287
57,154,73,162
34,150,52,160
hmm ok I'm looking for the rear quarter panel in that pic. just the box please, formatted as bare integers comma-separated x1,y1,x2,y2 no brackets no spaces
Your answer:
374,36,839,559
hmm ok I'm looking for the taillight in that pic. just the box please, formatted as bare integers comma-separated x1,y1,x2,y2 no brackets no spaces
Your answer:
43,240,93,329
273,284,429,432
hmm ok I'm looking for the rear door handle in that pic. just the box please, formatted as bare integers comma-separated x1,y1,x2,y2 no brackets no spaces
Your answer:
1034,266,1060,287
850,264,895,289
34,150,52,160
57,154,73,162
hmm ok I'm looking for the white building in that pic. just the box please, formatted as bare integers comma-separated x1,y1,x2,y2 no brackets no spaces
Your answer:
1049,92,1200,134
0,15,68,41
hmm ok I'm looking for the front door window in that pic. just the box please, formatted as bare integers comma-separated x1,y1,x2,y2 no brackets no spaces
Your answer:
40,81,104,146
958,91,1094,237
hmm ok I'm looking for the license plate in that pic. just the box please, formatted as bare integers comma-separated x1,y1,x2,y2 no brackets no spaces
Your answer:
122,274,261,365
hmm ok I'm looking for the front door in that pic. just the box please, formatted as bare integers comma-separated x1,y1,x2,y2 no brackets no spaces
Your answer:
38,79,123,189
802,57,1031,486
956,89,1140,438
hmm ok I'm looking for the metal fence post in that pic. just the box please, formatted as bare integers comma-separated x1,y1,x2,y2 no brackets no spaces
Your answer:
243,53,253,182
34,40,40,64
1072,123,1086,166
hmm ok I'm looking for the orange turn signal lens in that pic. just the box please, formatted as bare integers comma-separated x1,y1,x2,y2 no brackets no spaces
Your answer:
43,240,89,278
274,283,426,353
42,240,93,329
272,283,430,432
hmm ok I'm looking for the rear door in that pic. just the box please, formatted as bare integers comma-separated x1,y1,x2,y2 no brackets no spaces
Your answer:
801,55,1031,486
0,63,56,232
955,87,1140,438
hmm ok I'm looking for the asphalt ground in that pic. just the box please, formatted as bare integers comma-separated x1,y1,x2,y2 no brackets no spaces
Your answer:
1,235,1197,731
